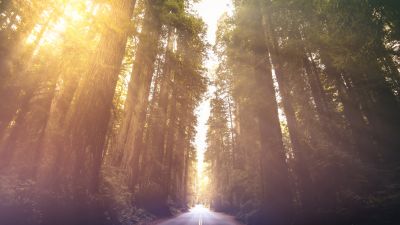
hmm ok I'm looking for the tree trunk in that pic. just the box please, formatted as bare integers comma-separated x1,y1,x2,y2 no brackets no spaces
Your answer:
63,0,136,193
255,7,293,224
36,68,80,189
164,90,178,195
261,11,315,216
113,2,162,187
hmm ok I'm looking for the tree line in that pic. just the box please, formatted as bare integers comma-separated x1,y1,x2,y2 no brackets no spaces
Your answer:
0,0,207,224
204,0,400,225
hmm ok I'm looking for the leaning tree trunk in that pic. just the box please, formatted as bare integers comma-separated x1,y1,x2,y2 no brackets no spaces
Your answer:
150,28,175,184
36,67,80,189
254,7,293,224
0,7,58,140
113,1,162,186
62,0,136,193
261,10,315,215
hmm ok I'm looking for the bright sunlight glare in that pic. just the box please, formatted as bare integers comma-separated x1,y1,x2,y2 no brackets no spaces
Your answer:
26,0,96,46
24,0,234,201
190,204,210,213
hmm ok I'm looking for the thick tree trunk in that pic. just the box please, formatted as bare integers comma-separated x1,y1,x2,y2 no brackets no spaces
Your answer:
254,17,293,225
135,68,163,188
261,11,315,215
363,66,400,162
0,67,59,177
252,4,293,224
164,91,178,194
36,69,80,188
63,0,136,193
321,55,378,162
182,137,191,204
302,55,329,118
113,2,161,187
153,29,174,171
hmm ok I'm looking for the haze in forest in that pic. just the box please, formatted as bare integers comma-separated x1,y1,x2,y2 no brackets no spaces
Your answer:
0,0,400,225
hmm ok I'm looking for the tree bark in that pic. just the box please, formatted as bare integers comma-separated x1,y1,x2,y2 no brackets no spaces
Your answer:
255,6,293,223
63,0,136,193
261,10,315,215
113,2,162,187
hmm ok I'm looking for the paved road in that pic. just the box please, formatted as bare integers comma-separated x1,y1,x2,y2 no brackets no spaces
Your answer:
154,205,243,225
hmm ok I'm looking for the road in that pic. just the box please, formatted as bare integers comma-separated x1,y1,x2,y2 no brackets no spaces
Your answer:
153,205,243,225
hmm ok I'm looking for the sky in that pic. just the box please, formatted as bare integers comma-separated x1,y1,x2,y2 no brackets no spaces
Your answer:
192,0,233,178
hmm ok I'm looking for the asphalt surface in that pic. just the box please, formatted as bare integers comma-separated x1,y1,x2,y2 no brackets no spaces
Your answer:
154,205,243,225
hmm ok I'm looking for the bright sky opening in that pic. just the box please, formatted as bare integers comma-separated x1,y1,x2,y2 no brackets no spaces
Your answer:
193,0,233,195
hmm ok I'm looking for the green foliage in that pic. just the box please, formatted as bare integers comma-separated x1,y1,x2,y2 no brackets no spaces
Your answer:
1,0,400,224
209,0,400,224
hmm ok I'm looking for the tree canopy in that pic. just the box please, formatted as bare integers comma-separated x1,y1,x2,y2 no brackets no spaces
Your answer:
0,0,400,225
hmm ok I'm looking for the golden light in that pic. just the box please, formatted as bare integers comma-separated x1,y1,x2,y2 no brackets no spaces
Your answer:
25,0,97,47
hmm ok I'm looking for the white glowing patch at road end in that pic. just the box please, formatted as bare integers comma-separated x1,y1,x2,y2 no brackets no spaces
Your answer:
190,204,210,213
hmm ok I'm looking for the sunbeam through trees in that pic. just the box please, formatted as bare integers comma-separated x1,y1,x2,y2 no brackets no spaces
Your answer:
0,0,400,225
